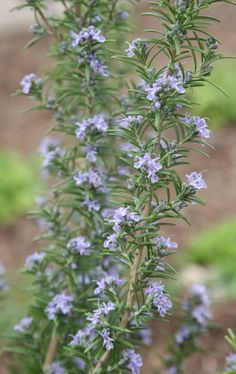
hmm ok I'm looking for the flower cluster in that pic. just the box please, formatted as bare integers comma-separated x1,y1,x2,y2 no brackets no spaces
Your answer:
122,349,143,374
73,168,103,188
176,284,212,343
186,172,207,190
45,293,74,321
224,353,236,372
24,252,46,271
183,115,211,139
20,73,41,95
71,26,105,47
164,285,212,373
75,113,108,141
126,38,141,57
108,207,140,233
94,273,123,295
14,316,33,333
145,68,185,109
120,115,143,128
67,236,91,256
134,152,162,183
0,263,8,291
70,301,116,351
39,137,63,169
145,281,172,317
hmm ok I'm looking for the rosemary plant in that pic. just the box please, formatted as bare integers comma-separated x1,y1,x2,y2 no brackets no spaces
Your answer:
11,0,234,373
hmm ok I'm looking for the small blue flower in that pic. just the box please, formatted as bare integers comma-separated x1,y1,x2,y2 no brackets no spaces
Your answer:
120,115,143,128
104,233,118,250
99,328,114,350
145,281,172,317
70,26,105,47
45,293,73,321
183,115,211,139
125,38,141,57
20,73,41,94
47,362,66,374
225,353,236,372
14,316,33,333
186,172,207,190
67,236,91,256
134,153,162,183
122,349,143,374
24,252,46,271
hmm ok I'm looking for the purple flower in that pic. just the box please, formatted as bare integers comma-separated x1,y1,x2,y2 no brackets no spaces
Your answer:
99,328,114,350
122,349,143,374
117,11,129,20
117,166,129,176
120,115,143,128
189,284,212,326
125,38,141,57
73,171,88,186
45,292,73,320
225,353,236,372
139,328,153,346
183,115,211,139
104,233,118,250
165,367,178,374
70,26,105,47
39,137,63,168
153,236,178,250
24,252,46,271
134,153,162,183
192,304,212,326
74,168,102,188
175,324,192,344
145,70,185,108
14,316,33,333
86,310,102,329
0,263,6,277
88,168,103,187
100,301,116,315
186,172,207,189
84,144,98,163
47,362,66,374
20,73,41,94
70,327,92,348
89,53,109,77
145,281,172,317
86,301,116,329
94,274,123,295
67,236,91,255
109,207,140,232
75,119,89,140
73,357,86,369
75,113,108,140
83,199,101,212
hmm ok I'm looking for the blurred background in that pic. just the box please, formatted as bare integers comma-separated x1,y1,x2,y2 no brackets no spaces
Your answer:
0,1,236,373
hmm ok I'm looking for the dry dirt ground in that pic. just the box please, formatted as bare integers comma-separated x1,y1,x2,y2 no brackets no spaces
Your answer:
0,3,236,373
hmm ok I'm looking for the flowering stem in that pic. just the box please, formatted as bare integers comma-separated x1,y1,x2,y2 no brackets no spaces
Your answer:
92,197,152,373
43,324,58,372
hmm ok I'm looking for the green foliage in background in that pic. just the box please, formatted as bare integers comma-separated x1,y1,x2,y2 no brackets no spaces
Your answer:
191,61,236,129
184,217,236,295
0,272,32,350
0,151,39,225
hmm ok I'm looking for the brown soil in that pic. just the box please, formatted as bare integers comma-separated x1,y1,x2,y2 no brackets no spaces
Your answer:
0,3,236,373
